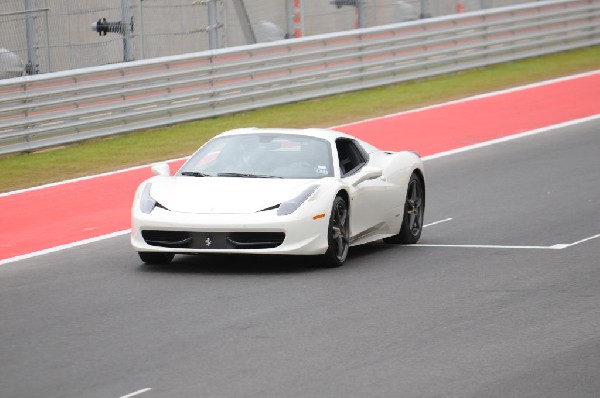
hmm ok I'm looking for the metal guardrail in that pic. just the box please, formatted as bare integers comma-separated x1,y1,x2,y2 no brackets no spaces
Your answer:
0,0,598,155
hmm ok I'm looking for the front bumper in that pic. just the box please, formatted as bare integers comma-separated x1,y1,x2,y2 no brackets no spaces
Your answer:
131,206,330,256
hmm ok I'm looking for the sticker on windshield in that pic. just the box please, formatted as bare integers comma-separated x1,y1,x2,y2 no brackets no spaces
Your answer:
316,165,328,175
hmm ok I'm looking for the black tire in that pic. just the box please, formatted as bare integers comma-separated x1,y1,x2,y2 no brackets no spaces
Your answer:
138,252,175,264
384,173,425,244
321,195,350,267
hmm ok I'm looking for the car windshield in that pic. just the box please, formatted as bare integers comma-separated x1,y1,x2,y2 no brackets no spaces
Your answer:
178,133,334,179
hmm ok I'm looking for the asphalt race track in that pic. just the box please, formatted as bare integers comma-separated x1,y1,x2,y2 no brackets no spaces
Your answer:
1,118,599,398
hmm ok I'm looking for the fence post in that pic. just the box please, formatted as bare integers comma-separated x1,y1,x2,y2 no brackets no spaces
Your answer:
356,0,366,28
207,0,219,49
138,0,146,59
24,0,39,74
121,0,134,61
41,0,51,72
287,0,304,37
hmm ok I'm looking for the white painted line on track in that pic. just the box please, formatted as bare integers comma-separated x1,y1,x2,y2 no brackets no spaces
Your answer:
423,218,453,228
552,233,600,249
0,229,131,266
408,233,600,251
409,244,558,250
120,388,152,398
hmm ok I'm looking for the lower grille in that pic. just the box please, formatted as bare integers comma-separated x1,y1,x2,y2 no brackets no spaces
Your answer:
142,231,191,248
227,232,286,249
142,230,285,249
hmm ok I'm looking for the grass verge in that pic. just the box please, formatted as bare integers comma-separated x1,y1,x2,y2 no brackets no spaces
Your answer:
1,45,599,193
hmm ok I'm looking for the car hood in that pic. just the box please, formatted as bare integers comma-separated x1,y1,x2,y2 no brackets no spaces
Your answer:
149,176,317,214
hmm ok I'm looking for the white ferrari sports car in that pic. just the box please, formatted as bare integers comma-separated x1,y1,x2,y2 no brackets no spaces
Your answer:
131,128,425,267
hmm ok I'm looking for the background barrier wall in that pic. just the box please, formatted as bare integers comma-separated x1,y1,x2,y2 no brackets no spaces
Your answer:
0,0,538,76
0,0,598,154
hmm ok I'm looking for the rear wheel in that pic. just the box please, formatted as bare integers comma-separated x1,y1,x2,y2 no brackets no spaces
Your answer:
138,252,175,264
384,173,424,244
321,196,350,267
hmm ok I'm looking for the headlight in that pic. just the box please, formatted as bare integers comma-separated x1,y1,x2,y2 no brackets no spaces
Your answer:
140,183,168,213
277,185,319,216
140,183,156,214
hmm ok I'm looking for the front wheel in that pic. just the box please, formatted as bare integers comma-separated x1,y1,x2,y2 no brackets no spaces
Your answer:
384,173,424,244
138,252,175,264
321,196,350,267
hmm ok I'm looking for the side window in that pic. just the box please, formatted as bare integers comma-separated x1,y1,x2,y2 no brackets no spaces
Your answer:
336,139,368,176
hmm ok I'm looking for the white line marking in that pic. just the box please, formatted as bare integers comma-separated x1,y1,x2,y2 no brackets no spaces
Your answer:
0,229,131,266
120,388,152,398
555,233,600,249
409,244,558,250
424,218,453,228
409,233,600,250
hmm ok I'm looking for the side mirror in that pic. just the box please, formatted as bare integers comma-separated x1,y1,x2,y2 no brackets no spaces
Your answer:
352,166,383,186
151,162,170,176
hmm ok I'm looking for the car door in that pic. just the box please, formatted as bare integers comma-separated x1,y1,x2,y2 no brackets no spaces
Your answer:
336,138,389,238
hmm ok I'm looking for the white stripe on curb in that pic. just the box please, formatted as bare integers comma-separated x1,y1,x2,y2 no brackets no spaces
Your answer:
0,230,131,266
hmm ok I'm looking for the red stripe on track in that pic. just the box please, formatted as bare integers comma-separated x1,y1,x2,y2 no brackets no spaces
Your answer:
338,73,600,155
1,72,598,261
0,159,186,260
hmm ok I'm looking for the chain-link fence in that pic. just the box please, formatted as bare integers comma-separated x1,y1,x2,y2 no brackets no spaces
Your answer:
0,0,533,79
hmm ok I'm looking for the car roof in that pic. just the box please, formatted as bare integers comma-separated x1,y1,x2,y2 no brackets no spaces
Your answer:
216,127,380,153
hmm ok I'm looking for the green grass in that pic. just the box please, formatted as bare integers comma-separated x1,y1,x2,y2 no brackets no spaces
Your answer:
1,45,599,193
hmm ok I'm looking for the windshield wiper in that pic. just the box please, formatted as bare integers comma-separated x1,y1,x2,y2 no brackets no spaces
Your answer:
217,172,282,178
181,171,211,177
